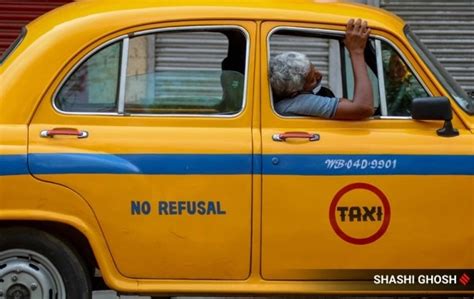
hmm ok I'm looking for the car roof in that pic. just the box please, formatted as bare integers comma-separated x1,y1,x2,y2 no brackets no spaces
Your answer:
29,0,405,35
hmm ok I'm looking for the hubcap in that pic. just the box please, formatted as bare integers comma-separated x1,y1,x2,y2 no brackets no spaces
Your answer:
0,249,65,299
6,284,30,299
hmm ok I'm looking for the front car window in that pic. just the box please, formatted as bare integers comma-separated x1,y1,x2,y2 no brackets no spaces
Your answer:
405,25,473,115
268,28,429,118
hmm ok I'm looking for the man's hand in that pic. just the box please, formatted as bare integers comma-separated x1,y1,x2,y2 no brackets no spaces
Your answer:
344,19,370,56
333,18,374,120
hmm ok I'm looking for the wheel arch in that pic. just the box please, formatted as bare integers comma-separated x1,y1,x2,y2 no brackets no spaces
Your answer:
0,172,138,291
0,221,97,275
0,214,137,292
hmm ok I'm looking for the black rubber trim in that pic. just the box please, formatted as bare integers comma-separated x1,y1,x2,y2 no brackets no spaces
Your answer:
0,27,27,65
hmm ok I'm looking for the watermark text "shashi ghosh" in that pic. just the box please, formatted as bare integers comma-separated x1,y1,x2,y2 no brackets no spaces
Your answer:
374,274,457,285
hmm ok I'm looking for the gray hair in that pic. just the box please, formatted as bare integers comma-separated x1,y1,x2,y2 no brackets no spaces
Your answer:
269,51,311,99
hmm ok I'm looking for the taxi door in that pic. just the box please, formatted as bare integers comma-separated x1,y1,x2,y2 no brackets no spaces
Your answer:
260,21,474,280
27,21,255,280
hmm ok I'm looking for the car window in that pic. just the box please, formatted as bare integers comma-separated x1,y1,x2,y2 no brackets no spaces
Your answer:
55,41,121,113
55,27,247,116
269,30,380,116
125,29,247,115
380,41,428,116
269,28,429,118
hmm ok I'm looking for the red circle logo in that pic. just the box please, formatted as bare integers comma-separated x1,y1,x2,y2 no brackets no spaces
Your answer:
329,183,391,245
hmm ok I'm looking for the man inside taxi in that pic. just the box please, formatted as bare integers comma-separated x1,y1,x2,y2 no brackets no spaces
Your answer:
270,19,374,120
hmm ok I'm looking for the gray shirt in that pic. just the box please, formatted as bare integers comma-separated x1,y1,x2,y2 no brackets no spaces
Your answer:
275,93,339,118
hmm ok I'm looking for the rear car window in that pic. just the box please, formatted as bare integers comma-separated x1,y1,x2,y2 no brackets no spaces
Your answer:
55,41,122,113
55,27,248,116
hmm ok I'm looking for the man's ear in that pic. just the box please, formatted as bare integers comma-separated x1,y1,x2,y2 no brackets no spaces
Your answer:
303,68,318,91
314,69,323,83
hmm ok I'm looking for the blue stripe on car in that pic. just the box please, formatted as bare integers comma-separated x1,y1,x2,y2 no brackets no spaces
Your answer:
0,155,29,175
1,154,473,176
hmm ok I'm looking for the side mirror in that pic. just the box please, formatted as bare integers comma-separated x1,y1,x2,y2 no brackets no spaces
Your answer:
411,97,459,137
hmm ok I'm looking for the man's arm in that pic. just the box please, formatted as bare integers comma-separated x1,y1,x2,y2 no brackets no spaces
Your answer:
333,19,374,120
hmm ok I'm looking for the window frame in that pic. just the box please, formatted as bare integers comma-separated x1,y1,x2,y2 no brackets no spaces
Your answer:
52,25,250,118
267,26,432,120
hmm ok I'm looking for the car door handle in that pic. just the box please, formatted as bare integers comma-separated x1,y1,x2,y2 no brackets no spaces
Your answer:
40,128,89,139
272,131,320,142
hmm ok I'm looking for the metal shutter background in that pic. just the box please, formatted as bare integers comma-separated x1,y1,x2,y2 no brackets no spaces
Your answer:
153,32,331,91
155,32,227,71
0,0,71,55
153,33,330,77
380,0,474,94
153,31,229,101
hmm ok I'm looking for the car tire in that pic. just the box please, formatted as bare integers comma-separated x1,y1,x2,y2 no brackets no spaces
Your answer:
0,226,92,299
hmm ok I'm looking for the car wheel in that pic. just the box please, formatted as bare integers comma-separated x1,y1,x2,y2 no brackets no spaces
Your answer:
0,227,92,299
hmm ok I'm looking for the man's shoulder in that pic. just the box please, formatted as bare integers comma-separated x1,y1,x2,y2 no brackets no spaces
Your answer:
275,93,339,118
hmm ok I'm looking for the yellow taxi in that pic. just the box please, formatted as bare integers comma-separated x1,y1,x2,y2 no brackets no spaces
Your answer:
0,0,472,297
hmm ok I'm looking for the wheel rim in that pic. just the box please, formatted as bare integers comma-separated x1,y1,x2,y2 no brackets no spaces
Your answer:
0,249,66,299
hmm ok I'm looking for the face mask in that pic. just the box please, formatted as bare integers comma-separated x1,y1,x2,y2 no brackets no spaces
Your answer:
312,80,322,95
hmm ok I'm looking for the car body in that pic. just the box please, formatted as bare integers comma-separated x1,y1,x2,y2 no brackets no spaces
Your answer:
0,0,473,297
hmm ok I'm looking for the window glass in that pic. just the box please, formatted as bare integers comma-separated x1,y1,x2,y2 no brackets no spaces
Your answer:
269,29,429,118
125,29,247,115
269,30,379,116
381,41,428,116
55,42,121,112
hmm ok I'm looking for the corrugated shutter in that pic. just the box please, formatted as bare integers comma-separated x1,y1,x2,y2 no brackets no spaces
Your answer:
380,0,474,93
153,31,229,101
0,0,71,55
155,32,227,71
153,32,330,75
152,32,331,95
